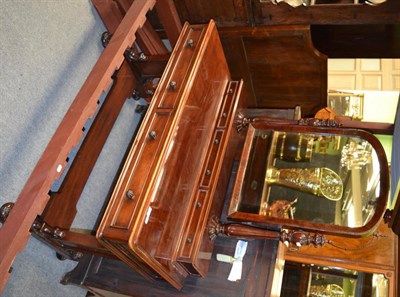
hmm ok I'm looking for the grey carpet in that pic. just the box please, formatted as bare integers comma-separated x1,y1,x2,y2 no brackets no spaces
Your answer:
0,1,129,296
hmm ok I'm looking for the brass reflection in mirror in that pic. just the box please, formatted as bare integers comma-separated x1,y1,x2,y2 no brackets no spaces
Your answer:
236,128,381,228
280,262,389,297
266,167,343,201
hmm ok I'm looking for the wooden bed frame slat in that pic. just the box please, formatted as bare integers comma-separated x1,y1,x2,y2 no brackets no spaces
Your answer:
0,0,156,291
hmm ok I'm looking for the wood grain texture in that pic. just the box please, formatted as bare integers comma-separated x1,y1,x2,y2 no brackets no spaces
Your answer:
220,25,327,117
173,0,400,26
285,221,398,296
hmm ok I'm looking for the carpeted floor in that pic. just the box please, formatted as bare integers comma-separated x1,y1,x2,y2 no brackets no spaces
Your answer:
0,1,133,296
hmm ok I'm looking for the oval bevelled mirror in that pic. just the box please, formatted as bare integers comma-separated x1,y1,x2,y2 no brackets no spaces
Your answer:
227,122,389,236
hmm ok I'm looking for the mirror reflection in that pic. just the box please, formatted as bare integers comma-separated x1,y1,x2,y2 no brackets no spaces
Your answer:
280,262,388,297
238,128,381,227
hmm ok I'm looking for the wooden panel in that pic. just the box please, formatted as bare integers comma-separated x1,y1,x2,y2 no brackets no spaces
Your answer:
329,58,400,90
173,0,400,27
92,0,125,33
328,74,356,89
362,74,382,90
394,75,400,90
284,221,397,275
284,221,398,296
253,1,400,26
177,80,243,275
220,25,327,116
328,59,356,71
389,59,400,90
92,0,169,55
155,0,183,47
360,59,381,71
174,0,250,26
311,24,400,59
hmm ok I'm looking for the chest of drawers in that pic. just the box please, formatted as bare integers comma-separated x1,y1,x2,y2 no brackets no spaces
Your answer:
97,20,242,289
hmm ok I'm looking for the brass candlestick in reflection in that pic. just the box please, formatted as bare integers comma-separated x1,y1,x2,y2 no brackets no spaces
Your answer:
309,284,344,297
266,167,343,201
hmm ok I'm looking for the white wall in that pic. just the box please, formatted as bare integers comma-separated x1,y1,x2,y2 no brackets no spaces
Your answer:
363,91,399,123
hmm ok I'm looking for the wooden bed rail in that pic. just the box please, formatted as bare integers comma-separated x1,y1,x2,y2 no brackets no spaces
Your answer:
0,0,157,291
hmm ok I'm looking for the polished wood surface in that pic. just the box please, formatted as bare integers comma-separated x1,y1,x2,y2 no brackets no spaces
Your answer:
174,0,400,26
285,221,398,297
2,0,398,294
219,25,328,116
155,0,182,47
63,237,282,297
93,0,182,54
173,0,400,59
97,21,242,289
311,24,400,58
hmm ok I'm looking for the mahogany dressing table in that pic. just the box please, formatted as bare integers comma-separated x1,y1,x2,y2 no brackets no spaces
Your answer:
0,1,398,296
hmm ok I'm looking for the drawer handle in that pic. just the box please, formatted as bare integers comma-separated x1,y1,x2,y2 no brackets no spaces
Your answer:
169,81,177,90
149,131,157,140
187,39,194,48
126,189,135,200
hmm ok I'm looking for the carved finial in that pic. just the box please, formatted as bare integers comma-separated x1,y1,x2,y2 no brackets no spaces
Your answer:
280,230,328,248
101,31,112,48
0,202,14,226
208,216,224,240
236,112,252,133
125,47,137,62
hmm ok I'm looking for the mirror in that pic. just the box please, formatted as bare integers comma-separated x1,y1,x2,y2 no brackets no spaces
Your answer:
281,261,389,297
228,122,389,236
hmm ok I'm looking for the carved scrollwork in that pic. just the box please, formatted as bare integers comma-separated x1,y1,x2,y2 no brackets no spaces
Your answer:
208,215,225,240
327,231,388,251
298,118,341,127
208,216,328,248
235,112,253,133
280,229,328,248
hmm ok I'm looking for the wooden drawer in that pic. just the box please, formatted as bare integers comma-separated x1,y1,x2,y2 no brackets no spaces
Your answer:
108,112,172,233
97,20,234,290
177,80,243,276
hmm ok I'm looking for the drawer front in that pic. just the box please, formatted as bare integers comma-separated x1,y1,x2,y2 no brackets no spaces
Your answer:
177,80,243,272
178,190,208,261
200,130,225,189
218,81,241,129
109,112,171,231
157,26,207,109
